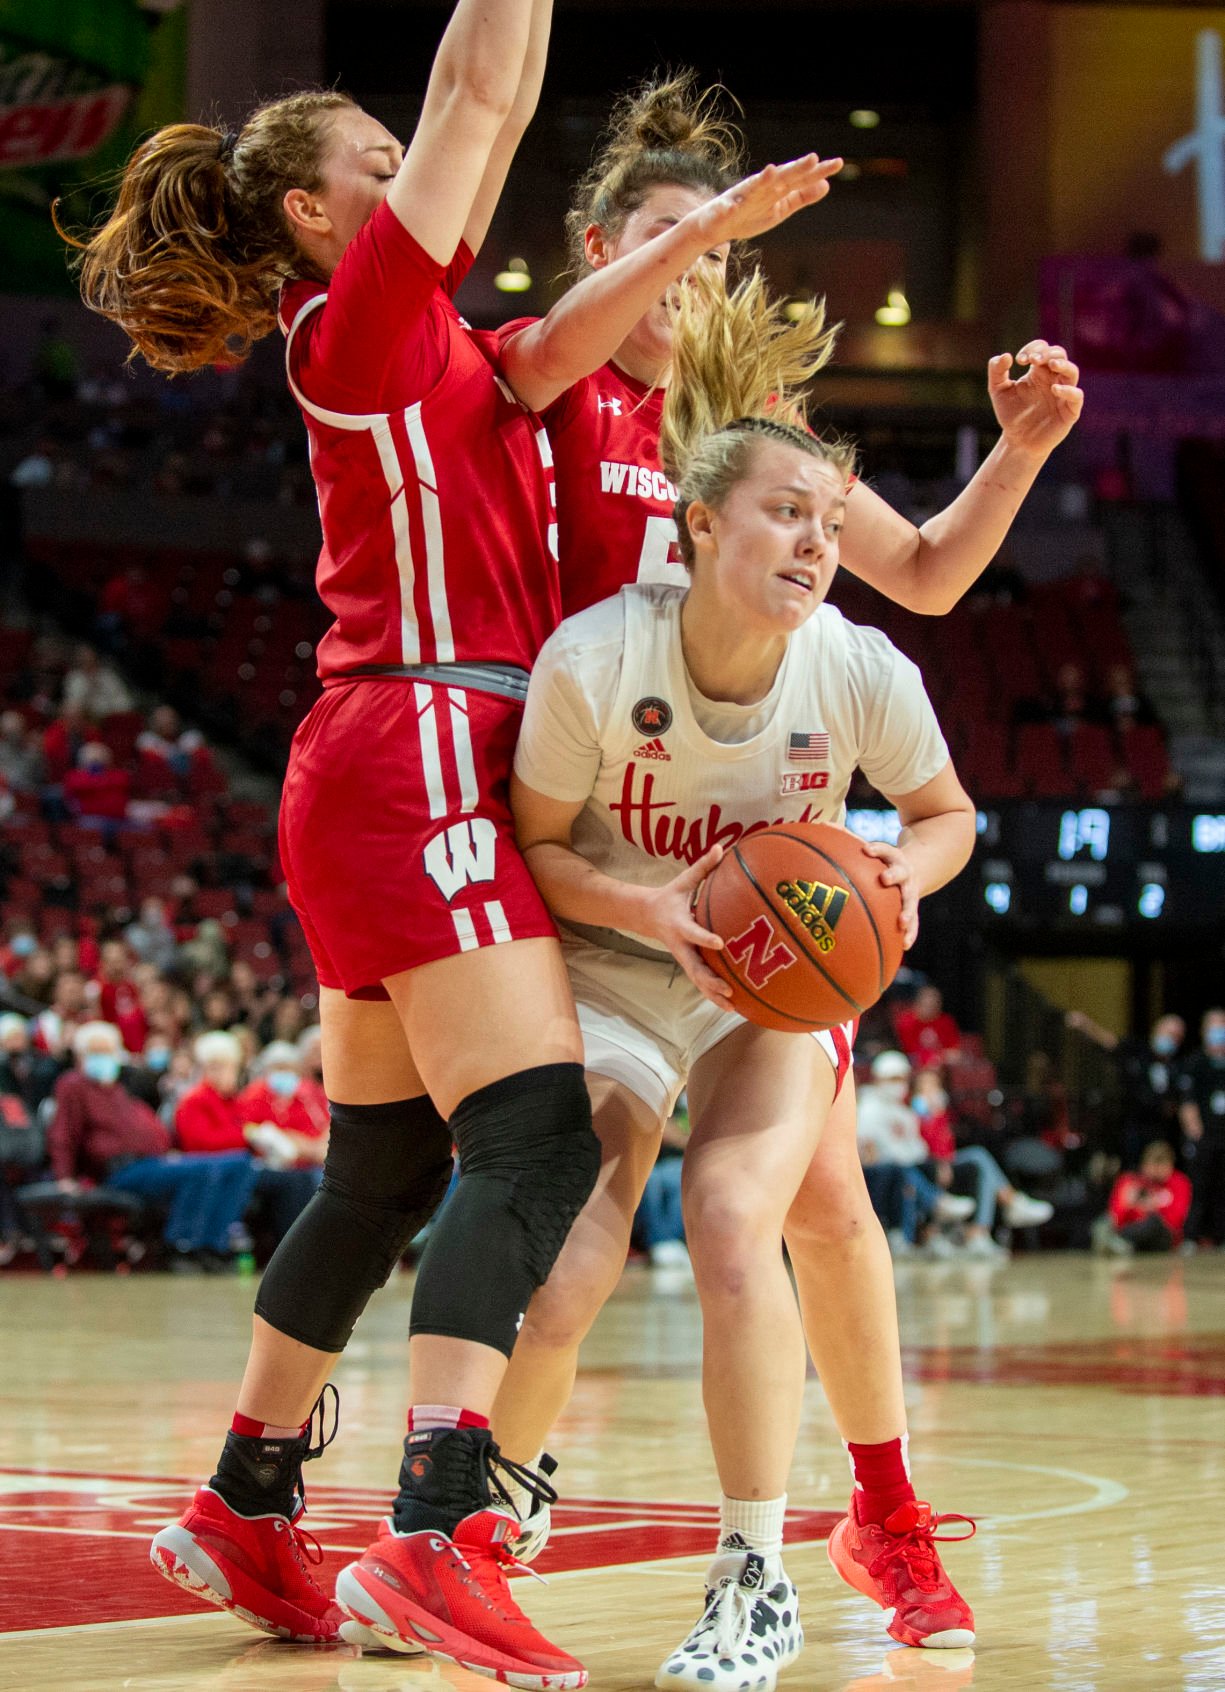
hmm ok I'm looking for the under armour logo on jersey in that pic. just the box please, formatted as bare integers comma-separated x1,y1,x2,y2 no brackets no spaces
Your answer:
598,395,623,413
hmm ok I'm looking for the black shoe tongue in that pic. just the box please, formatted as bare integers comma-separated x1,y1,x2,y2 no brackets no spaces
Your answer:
740,1552,767,1592
394,1425,496,1533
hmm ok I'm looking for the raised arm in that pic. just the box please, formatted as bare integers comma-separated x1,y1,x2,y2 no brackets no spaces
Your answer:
387,0,541,264
500,154,842,412
839,341,1085,615
458,0,552,258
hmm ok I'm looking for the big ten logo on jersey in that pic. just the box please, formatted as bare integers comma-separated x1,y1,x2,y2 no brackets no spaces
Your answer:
780,770,829,796
776,878,849,954
423,818,498,901
726,914,797,989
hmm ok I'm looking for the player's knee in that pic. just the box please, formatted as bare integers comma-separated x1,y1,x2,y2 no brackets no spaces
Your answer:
786,1181,879,1256
520,1225,626,1352
256,1097,453,1352
684,1186,781,1292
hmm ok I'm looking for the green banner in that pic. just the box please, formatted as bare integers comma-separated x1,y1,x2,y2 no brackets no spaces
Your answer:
0,0,186,293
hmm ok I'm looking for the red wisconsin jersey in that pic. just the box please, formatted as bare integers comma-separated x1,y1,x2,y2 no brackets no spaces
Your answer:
496,323,687,617
280,204,560,679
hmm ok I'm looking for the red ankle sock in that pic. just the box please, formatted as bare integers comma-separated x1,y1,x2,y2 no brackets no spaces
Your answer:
231,1412,305,1440
406,1404,490,1433
846,1436,916,1527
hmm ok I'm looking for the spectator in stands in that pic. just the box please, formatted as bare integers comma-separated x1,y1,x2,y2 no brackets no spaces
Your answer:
178,920,229,980
98,561,160,652
0,1013,61,1111
1092,1141,1191,1256
42,701,95,783
0,922,40,979
1047,662,1101,734
33,970,89,1058
228,959,279,1029
1103,663,1156,731
911,1067,1052,1258
1178,1009,1225,1251
136,705,206,781
857,1052,975,1256
63,742,131,826
237,1041,328,1163
196,985,238,1032
125,897,180,974
8,945,56,1007
1067,1009,1187,1166
261,994,308,1047
175,1031,320,1245
49,1021,257,1271
62,644,133,718
634,1106,689,1268
90,939,149,1053
893,984,963,1070
0,710,43,793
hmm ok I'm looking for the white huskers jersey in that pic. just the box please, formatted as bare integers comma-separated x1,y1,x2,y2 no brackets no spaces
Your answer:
515,583,950,956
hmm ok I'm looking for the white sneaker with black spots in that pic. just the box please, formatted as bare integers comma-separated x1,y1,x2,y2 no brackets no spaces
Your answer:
654,1552,804,1692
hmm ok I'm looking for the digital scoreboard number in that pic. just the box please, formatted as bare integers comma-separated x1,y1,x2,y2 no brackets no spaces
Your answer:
843,805,1225,932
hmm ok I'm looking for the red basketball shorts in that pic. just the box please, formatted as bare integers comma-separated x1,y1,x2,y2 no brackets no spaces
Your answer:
279,679,556,1000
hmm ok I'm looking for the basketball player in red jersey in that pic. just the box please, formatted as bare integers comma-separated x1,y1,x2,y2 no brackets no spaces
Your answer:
497,72,1083,623
64,8,837,1680
481,72,1082,1655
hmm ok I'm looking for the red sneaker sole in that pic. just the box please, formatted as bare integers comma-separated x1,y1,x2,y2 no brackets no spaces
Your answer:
335,1561,587,1689
150,1528,340,1644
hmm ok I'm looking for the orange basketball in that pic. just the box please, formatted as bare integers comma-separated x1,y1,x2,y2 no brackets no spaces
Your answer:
695,821,905,1032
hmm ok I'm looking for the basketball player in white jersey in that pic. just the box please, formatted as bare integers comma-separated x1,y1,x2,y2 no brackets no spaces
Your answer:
505,272,978,1691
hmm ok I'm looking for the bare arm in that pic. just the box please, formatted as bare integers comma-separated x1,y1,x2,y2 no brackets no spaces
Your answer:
511,776,730,1002
840,341,1085,615
460,0,552,257
1180,1099,1204,1142
501,155,842,412
1065,1009,1120,1050
387,0,538,265
864,758,978,947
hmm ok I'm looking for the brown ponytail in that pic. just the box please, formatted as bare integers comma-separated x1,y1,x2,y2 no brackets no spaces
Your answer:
57,91,355,374
564,70,745,277
659,266,854,568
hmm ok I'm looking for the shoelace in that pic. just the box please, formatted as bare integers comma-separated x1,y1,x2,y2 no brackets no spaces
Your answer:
275,1515,326,1578
441,1528,546,1625
290,1382,340,1519
870,1511,976,1593
693,1579,754,1656
484,1447,559,1523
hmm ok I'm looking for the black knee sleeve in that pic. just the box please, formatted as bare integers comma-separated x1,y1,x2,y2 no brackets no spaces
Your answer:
409,1062,598,1357
255,1097,454,1352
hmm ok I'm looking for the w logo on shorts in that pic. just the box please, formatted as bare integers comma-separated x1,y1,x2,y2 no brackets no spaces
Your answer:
423,819,498,901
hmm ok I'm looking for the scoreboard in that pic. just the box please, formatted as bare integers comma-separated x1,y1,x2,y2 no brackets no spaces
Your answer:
843,803,1225,934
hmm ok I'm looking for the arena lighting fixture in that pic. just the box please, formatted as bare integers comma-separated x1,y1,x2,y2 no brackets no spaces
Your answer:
494,257,532,292
782,297,816,322
874,288,910,327
849,109,880,129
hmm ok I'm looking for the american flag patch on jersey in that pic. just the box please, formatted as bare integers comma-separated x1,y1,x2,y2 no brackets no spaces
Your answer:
788,732,830,763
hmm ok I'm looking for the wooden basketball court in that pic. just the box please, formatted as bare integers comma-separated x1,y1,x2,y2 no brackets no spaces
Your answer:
3,1252,1223,1691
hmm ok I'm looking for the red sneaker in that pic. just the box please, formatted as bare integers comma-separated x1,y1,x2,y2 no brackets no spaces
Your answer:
335,1509,587,1688
827,1494,976,1649
150,1484,344,1642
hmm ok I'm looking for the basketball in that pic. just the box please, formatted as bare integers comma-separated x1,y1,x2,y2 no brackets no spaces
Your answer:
695,822,905,1032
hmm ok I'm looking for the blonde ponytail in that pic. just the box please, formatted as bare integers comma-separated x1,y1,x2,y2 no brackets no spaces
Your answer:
659,267,853,566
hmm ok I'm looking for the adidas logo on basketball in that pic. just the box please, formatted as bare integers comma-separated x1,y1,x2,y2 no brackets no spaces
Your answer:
633,738,671,760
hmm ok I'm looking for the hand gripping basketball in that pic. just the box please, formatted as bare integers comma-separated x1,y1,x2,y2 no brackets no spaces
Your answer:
637,844,733,1008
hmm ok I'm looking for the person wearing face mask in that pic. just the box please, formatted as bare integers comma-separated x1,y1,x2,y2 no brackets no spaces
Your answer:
0,1012,62,1112
910,1067,1052,1259
1066,1010,1187,1168
856,1053,976,1257
175,1033,321,1246
237,1041,330,1166
49,1021,258,1270
1177,1009,1225,1251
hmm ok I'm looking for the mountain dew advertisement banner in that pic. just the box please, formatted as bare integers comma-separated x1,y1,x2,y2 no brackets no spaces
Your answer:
0,0,185,291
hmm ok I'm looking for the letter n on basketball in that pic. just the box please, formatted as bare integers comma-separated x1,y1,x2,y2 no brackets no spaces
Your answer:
725,915,798,990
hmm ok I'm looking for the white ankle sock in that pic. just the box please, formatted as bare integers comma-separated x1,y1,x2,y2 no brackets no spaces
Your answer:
708,1493,787,1586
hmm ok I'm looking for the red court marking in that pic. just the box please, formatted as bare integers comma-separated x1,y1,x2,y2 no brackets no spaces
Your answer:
0,1470,840,1634
900,1337,1225,1397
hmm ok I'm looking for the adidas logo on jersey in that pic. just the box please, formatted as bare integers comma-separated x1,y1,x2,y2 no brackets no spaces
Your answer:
633,738,671,761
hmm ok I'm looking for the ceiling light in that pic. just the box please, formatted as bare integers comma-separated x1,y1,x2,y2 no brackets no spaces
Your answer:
874,288,910,327
849,109,880,129
495,256,532,293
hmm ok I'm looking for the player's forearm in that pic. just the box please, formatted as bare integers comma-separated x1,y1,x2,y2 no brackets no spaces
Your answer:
844,436,1048,616
899,808,977,897
502,0,551,133
503,221,707,407
430,0,535,116
523,840,655,933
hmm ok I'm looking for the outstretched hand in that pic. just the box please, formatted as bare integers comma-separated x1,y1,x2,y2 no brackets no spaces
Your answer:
988,340,1084,457
688,155,842,250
